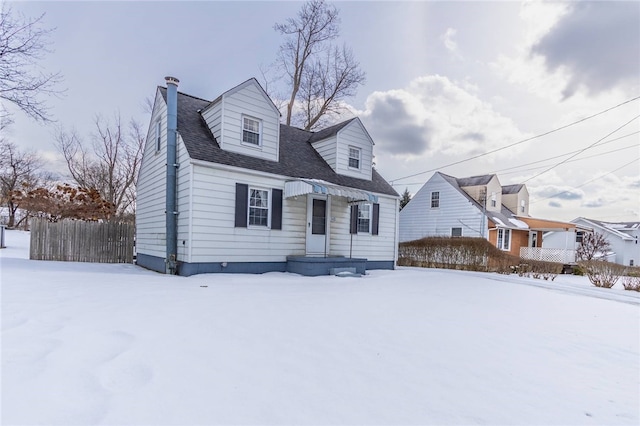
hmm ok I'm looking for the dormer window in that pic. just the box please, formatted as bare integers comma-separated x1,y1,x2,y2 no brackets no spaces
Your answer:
348,146,361,169
242,116,261,146
491,192,497,207
520,200,525,213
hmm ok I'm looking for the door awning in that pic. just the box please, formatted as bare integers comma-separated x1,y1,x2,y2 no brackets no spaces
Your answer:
284,179,379,203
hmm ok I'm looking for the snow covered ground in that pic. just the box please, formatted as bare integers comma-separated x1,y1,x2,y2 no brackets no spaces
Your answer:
2,229,639,425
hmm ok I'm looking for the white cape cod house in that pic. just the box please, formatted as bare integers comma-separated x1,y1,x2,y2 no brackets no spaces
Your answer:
136,77,399,276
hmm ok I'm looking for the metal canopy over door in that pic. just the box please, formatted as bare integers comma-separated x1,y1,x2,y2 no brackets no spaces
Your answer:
306,195,329,255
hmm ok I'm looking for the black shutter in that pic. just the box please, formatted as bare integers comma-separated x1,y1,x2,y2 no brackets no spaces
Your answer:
372,203,380,235
350,205,359,234
235,183,248,227
271,189,283,230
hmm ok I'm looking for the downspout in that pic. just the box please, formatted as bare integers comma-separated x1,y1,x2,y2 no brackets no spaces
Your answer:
165,76,179,274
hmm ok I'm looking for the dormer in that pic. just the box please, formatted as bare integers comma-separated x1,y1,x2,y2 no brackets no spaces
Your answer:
309,118,373,181
200,78,280,162
458,174,503,213
502,184,530,216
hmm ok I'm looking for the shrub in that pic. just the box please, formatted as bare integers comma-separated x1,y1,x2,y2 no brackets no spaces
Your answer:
621,268,640,291
579,260,626,288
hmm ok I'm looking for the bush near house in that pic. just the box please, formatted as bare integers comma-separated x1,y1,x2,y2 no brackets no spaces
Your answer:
621,267,640,292
398,237,562,278
579,260,627,288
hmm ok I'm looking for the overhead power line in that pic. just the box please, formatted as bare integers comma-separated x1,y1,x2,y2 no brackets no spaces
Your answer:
530,156,640,204
389,95,640,184
521,114,640,183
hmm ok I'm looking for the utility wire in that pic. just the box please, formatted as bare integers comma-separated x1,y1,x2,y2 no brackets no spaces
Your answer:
530,156,640,204
389,95,640,184
398,142,639,186
521,114,640,183
498,144,638,176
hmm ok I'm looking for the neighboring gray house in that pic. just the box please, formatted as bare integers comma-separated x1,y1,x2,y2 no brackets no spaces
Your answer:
544,217,640,266
136,77,399,276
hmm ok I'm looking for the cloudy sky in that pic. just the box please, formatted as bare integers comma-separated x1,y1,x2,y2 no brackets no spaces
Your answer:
5,1,640,223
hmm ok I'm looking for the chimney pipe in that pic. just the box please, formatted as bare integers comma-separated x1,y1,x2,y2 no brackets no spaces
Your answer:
165,76,179,274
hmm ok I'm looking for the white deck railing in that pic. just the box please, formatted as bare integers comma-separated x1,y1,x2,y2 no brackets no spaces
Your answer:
520,247,576,264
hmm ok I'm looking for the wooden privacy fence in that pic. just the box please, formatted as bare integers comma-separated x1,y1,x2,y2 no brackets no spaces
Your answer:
30,218,134,263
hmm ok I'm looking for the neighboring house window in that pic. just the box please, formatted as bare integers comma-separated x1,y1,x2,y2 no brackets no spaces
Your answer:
630,259,634,266
576,231,583,243
155,119,162,151
491,192,497,207
348,147,361,169
357,203,371,233
520,200,525,213
431,191,440,208
451,227,462,237
248,188,269,226
242,116,261,146
497,228,511,251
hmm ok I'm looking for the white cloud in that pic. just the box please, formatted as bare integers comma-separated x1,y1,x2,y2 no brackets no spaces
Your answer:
491,1,639,101
440,27,460,58
357,75,528,159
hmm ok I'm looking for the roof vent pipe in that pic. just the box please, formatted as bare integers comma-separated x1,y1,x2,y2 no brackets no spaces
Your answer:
165,76,179,274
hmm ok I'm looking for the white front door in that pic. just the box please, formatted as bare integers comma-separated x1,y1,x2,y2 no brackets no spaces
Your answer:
306,195,328,255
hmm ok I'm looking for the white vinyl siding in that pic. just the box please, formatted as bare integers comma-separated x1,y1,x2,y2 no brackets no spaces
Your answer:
334,120,373,180
136,89,168,259
399,173,487,243
203,81,279,162
311,136,338,171
327,196,398,262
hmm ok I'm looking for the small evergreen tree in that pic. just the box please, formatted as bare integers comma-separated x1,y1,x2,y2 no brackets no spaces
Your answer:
400,188,411,211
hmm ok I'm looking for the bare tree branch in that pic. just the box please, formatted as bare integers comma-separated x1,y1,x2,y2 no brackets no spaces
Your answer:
55,114,145,218
0,4,63,122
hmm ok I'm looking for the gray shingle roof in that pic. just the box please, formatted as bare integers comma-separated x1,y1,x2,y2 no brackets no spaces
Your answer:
160,87,398,197
456,174,495,187
502,184,524,194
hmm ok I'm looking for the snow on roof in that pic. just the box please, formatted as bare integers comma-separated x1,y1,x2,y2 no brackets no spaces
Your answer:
508,218,529,229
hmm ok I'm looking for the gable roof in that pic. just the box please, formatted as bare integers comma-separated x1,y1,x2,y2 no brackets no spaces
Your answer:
201,78,280,117
574,217,639,240
160,87,398,197
436,172,527,230
502,184,524,194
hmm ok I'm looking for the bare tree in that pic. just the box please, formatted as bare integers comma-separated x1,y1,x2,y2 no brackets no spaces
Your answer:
0,139,46,227
56,114,145,218
273,0,365,130
0,4,63,121
577,231,611,261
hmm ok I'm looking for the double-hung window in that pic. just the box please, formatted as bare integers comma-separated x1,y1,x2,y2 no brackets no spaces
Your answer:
431,191,440,208
348,147,361,169
248,188,269,226
490,192,497,208
497,228,511,251
357,203,371,233
520,200,526,213
242,116,261,146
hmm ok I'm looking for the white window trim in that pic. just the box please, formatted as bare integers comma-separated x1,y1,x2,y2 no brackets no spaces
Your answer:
357,203,372,234
451,227,462,237
247,186,270,228
497,228,511,251
241,115,262,147
431,191,440,209
348,146,361,170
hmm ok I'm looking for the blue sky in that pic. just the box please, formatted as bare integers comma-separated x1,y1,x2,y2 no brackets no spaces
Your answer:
5,1,640,223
